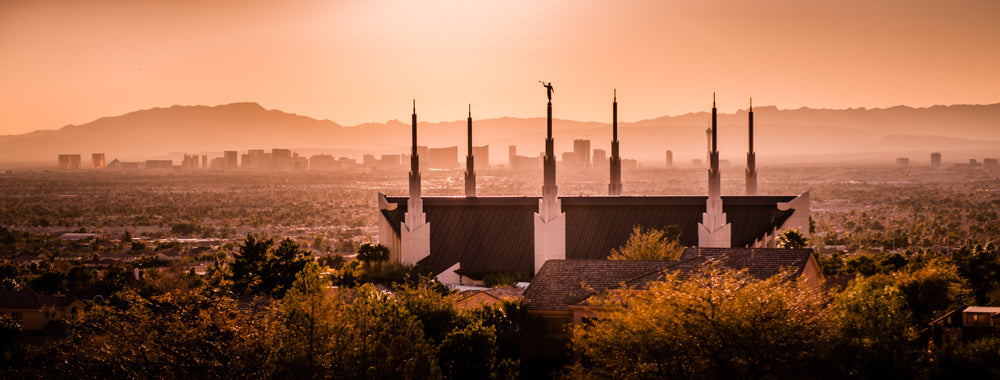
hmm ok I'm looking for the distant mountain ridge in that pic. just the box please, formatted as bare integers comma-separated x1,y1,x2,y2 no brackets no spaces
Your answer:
2,102,999,166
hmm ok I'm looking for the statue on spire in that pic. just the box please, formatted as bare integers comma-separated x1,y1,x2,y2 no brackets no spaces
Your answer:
539,81,554,101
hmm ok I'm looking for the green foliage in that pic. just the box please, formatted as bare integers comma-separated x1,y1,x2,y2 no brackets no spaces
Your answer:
949,243,1000,305
607,225,684,261
317,254,345,270
231,234,312,297
482,272,531,288
330,261,436,290
119,230,132,244
26,289,283,379
930,337,1000,378
331,284,441,379
893,259,971,324
277,261,338,378
824,275,920,378
355,242,389,263
134,254,170,268
170,223,203,236
0,313,21,357
819,251,908,276
565,268,827,379
154,241,181,251
777,228,810,249
129,240,147,251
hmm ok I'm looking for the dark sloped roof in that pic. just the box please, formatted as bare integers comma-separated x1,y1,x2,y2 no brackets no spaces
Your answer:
381,195,797,276
630,248,816,285
523,260,675,311
678,247,815,279
525,249,816,311
385,196,538,277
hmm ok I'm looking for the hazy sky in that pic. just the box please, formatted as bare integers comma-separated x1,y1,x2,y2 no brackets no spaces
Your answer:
1,0,998,135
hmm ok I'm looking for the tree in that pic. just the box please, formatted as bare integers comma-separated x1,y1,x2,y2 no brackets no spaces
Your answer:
893,258,970,324
119,230,132,244
949,243,1000,305
564,268,827,379
330,284,440,379
824,275,919,378
231,234,312,297
356,242,389,263
265,238,312,298
279,261,338,378
777,228,809,249
607,226,683,261
29,289,283,379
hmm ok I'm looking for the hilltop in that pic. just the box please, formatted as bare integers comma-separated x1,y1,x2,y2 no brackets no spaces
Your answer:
2,102,999,166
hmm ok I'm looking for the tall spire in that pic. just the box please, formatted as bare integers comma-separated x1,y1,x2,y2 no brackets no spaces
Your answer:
609,88,622,195
746,97,757,195
465,104,476,197
408,99,421,205
535,81,565,274
401,100,430,265
699,93,731,247
541,82,557,208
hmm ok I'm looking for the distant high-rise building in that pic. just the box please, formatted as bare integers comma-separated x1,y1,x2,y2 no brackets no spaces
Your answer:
509,145,517,168
182,154,199,169
224,151,238,169
561,152,575,167
429,146,458,169
242,150,269,169
573,139,591,168
970,158,980,167
984,158,999,169
665,150,673,169
201,155,208,169
896,157,909,166
930,152,941,168
592,149,606,170
378,154,402,169
272,149,293,170
472,145,490,170
92,153,105,169
363,154,376,167
209,157,227,169
622,158,639,171
507,145,541,171
310,154,336,170
58,154,81,170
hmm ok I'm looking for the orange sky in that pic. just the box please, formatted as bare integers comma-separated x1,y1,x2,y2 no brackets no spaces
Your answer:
1,0,998,136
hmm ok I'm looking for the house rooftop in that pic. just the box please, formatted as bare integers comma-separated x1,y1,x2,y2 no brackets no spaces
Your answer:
524,248,817,311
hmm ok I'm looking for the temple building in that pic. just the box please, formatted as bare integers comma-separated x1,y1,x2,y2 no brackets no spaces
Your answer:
378,93,809,284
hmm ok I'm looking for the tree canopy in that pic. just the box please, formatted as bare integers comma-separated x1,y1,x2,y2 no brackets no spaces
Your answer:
607,226,684,261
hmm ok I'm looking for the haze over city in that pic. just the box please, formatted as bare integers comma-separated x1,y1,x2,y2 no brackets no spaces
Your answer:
2,0,998,139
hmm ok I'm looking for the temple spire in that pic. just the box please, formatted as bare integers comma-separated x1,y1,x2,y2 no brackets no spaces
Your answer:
401,100,430,265
746,97,757,195
465,104,476,197
699,93,731,247
609,88,622,195
540,82,557,208
408,100,421,205
535,81,565,273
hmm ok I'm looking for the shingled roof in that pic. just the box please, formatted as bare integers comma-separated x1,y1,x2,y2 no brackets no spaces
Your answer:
522,260,675,311
524,248,816,311
381,195,798,277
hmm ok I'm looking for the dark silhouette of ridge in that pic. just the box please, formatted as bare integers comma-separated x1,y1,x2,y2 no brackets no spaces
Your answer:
2,101,999,166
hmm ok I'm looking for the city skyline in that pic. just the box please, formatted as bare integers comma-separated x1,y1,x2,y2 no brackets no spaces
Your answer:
2,0,999,135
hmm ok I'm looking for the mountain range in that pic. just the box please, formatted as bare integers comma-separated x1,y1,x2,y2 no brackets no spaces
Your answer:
2,102,999,167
